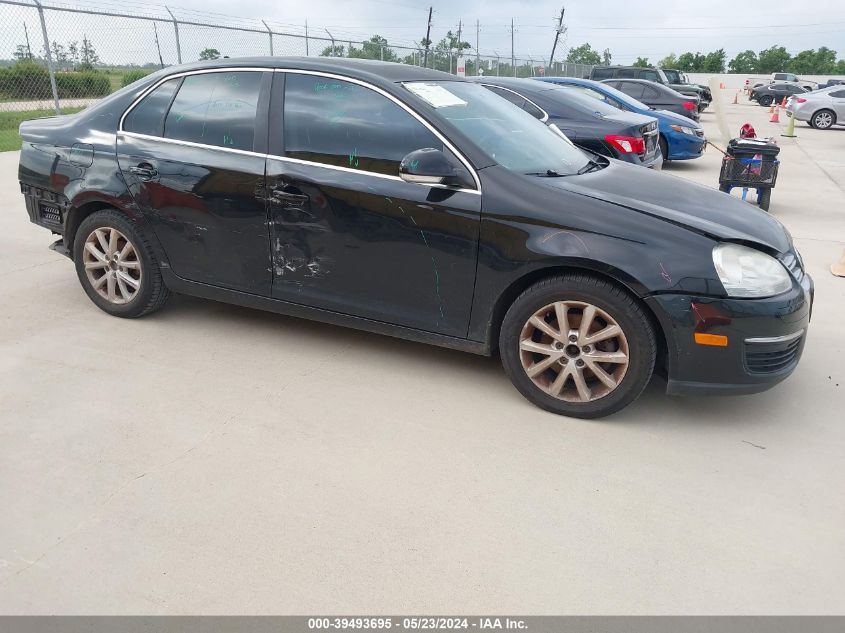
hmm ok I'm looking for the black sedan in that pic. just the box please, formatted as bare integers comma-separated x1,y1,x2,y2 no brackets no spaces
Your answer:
469,77,661,168
17,58,812,418
602,78,700,122
750,83,809,107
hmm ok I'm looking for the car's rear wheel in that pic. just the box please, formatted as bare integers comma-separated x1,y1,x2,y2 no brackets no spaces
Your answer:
759,95,773,107
73,209,170,318
811,109,836,129
499,274,656,419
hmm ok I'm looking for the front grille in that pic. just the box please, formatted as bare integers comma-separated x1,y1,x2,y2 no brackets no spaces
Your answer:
745,334,803,374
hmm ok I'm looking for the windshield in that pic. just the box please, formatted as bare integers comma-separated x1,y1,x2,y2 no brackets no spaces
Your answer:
403,81,591,176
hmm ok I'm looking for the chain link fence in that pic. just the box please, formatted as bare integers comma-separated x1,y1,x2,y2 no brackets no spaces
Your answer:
0,0,595,118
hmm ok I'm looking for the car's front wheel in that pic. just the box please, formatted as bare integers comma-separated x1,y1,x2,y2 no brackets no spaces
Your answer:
759,95,773,107
811,109,836,129
659,135,669,162
499,274,657,419
73,208,170,318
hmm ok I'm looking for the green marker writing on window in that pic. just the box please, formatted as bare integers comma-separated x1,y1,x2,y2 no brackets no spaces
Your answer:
348,147,359,168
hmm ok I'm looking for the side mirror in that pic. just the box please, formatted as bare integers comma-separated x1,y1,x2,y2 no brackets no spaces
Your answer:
399,148,458,186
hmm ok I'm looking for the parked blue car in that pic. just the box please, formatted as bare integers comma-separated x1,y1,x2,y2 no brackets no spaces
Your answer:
535,77,706,161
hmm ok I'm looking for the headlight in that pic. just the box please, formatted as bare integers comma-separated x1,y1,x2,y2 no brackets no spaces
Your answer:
712,243,792,298
670,124,697,135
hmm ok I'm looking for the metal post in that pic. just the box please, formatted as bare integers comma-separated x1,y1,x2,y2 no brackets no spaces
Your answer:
325,29,335,56
475,20,480,76
305,20,309,56
380,45,383,61
33,0,59,114
262,20,273,56
510,19,515,76
165,6,181,64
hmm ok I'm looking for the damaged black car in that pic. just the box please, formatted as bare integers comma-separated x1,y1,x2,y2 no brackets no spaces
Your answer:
17,58,813,418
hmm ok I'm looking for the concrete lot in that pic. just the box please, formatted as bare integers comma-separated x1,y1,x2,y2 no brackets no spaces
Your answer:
1,93,844,614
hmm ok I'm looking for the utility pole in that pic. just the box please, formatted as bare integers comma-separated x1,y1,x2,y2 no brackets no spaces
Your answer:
549,6,566,68
422,6,433,68
510,19,515,76
23,22,32,58
475,19,480,76
305,20,309,56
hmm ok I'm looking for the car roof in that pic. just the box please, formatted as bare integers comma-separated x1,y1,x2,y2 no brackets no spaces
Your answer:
155,56,459,85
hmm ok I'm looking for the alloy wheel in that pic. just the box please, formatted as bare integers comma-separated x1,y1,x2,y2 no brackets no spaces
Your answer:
814,112,833,129
82,227,142,304
518,300,629,403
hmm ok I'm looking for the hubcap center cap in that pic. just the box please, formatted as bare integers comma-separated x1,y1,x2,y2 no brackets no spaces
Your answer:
565,344,581,358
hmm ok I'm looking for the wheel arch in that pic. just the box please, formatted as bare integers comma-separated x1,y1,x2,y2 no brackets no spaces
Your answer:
64,196,145,261
486,263,668,372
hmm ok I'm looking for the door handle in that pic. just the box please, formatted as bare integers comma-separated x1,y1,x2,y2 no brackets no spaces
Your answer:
128,163,157,180
270,187,309,208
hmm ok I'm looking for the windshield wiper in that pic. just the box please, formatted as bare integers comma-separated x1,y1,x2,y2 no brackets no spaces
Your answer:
577,159,602,175
525,169,565,177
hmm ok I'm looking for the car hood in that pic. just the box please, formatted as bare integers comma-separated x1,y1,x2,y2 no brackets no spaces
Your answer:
550,161,791,253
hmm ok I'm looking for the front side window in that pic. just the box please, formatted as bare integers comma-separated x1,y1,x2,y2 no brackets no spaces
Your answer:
123,79,180,136
404,81,590,177
283,73,443,176
163,71,262,151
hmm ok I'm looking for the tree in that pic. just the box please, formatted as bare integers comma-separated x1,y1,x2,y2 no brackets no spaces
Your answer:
13,44,32,61
199,48,221,61
50,41,68,70
657,53,678,68
703,48,726,72
320,44,345,57
757,45,791,73
566,43,601,65
632,56,651,68
789,47,838,74
728,50,758,74
429,30,471,72
348,35,397,62
79,36,99,69
67,41,79,67
602,48,612,65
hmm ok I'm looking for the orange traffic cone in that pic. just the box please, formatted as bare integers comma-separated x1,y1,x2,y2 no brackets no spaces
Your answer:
720,82,726,89
768,103,775,114
780,96,788,107
732,91,738,104
770,107,780,123
832,249,845,277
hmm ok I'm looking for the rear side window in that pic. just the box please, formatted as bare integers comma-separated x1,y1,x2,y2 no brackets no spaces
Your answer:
617,68,638,78
163,71,262,151
591,67,614,80
123,79,180,136
617,82,645,99
641,70,660,82
642,85,660,99
830,90,845,98
283,73,443,176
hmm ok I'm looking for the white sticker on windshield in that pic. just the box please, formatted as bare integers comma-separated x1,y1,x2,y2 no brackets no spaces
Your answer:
405,83,467,108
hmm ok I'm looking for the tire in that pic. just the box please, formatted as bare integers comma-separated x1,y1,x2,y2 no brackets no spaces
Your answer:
758,188,771,211
73,208,170,318
759,95,773,107
659,135,669,162
719,183,731,193
811,109,836,130
499,274,657,419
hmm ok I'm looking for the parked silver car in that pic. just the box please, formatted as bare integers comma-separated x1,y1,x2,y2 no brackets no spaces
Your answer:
786,85,845,129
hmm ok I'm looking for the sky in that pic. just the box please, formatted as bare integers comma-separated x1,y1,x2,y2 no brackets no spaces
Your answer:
4,0,845,66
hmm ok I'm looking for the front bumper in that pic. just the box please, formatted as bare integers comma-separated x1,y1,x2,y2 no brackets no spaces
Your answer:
644,269,814,396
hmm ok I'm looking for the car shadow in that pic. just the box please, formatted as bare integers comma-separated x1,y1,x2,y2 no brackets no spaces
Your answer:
149,294,784,428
